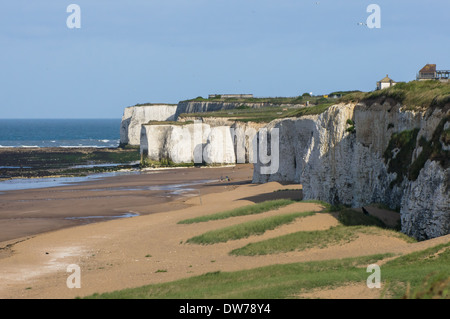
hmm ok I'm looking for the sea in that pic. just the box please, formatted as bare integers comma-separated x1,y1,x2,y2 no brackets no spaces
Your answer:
0,119,121,148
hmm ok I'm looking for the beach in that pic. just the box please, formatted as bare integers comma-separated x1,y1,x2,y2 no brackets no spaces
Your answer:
0,163,449,299
0,164,254,243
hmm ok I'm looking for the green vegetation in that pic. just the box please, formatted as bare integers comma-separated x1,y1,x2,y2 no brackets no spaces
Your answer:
145,120,194,126
179,106,296,123
85,243,450,299
341,81,450,110
0,148,141,179
235,104,251,110
383,129,420,187
179,103,335,123
329,90,362,97
84,254,391,299
346,119,356,133
140,157,196,169
337,208,386,228
177,199,297,224
382,115,449,185
288,103,334,118
178,94,338,123
345,119,355,132
133,103,177,107
186,211,316,245
409,115,450,180
381,243,450,298
402,273,450,299
229,225,359,256
181,96,305,105
228,204,413,256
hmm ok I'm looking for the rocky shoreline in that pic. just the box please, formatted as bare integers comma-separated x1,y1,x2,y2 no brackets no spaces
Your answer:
0,147,141,180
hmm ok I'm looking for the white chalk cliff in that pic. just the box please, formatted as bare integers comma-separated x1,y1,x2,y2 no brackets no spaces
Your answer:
252,102,449,240
140,123,237,164
120,104,177,146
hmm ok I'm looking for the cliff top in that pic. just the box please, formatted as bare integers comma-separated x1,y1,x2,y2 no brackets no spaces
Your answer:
143,120,194,126
128,103,178,108
178,102,335,123
341,80,450,111
180,95,323,105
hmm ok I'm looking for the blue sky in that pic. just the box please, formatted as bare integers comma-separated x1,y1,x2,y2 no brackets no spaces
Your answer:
1,0,449,119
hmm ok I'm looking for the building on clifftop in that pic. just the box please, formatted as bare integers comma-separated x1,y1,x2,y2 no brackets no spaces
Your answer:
417,64,449,82
376,74,397,90
208,94,253,99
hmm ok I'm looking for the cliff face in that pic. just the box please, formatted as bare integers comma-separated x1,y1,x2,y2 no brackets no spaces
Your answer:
253,102,449,240
141,118,265,165
140,123,236,164
120,105,177,146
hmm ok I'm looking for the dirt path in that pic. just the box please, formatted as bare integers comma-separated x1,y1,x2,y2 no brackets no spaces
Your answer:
0,180,449,299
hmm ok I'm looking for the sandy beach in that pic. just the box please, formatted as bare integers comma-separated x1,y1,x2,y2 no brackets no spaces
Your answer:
0,163,449,299
0,164,253,243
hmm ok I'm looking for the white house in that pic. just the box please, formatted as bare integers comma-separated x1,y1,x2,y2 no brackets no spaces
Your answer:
376,75,396,90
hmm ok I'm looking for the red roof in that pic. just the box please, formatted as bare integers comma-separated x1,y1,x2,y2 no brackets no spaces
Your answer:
419,64,436,74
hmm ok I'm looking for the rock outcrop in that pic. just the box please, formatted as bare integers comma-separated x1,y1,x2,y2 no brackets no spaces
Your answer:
252,102,449,240
140,117,266,165
140,123,237,165
120,104,177,146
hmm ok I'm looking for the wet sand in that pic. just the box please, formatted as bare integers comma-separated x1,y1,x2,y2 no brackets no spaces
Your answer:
0,164,255,243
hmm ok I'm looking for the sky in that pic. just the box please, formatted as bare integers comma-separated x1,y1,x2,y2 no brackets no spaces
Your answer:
0,0,449,119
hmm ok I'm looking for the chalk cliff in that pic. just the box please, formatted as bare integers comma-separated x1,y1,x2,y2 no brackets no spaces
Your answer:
252,102,449,240
120,104,177,146
140,117,265,166
140,123,237,165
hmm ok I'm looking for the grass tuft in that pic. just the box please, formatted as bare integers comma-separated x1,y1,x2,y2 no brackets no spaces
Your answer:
229,226,359,256
177,199,296,224
186,211,316,245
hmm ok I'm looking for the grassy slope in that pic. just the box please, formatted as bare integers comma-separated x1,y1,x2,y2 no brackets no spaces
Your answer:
85,243,450,299
341,80,450,110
